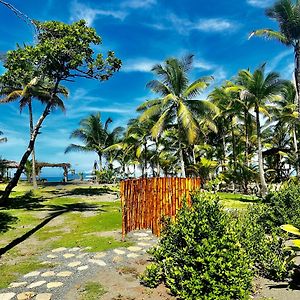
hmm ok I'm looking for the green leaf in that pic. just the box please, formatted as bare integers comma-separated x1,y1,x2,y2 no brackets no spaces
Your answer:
280,224,300,236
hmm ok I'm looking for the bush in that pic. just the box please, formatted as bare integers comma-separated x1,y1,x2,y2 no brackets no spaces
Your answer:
235,205,294,281
264,183,300,229
141,193,253,300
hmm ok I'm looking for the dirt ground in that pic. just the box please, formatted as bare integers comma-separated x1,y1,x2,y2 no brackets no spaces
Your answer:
64,255,176,300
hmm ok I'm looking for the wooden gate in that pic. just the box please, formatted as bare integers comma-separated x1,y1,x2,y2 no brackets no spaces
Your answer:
120,177,201,237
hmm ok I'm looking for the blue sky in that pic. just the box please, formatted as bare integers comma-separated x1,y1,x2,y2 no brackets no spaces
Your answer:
0,0,295,177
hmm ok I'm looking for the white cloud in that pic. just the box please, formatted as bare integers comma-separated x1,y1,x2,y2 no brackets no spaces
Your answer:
193,19,237,32
247,0,274,8
121,0,156,9
194,60,215,71
70,1,127,26
122,58,159,72
266,50,292,73
152,14,239,35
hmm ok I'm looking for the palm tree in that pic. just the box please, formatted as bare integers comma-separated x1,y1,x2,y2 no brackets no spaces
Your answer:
0,131,7,143
250,0,300,112
137,55,217,177
236,65,286,196
274,81,300,174
0,77,68,189
65,112,123,171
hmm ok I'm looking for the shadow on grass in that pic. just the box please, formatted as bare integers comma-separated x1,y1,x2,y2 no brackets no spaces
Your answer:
51,187,117,197
0,191,46,211
0,212,18,233
0,202,106,256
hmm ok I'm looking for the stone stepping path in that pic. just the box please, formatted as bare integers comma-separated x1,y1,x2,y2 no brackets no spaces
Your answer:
0,230,157,300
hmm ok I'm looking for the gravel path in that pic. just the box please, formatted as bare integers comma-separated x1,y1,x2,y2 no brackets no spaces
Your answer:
0,230,158,300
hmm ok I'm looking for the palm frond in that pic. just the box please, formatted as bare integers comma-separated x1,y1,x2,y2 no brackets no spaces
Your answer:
249,29,290,45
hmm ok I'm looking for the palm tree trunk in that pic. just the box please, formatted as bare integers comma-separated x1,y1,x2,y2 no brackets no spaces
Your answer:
244,108,250,168
98,153,103,171
144,142,147,178
294,42,300,115
28,100,38,190
255,105,268,197
1,102,52,203
179,142,186,178
292,125,300,176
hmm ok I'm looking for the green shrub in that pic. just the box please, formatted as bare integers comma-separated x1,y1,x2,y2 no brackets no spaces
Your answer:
264,183,300,229
141,192,253,300
235,205,294,281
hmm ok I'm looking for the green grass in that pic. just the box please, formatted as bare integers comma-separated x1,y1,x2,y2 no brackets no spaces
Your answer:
215,192,260,209
80,282,107,300
0,182,130,287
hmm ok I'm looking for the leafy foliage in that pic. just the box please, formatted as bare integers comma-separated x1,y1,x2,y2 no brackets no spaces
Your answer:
141,193,253,300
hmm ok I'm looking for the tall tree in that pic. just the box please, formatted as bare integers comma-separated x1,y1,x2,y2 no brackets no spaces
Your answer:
137,55,216,177
236,65,286,196
250,0,300,112
0,20,121,202
65,113,123,171
0,77,68,189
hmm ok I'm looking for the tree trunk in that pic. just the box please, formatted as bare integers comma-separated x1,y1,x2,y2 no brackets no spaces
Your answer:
98,153,103,172
179,142,186,178
28,100,38,190
1,103,52,203
255,105,268,197
144,142,147,178
292,125,300,176
294,43,300,177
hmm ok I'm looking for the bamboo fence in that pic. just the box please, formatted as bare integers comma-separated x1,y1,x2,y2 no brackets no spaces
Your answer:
120,177,201,237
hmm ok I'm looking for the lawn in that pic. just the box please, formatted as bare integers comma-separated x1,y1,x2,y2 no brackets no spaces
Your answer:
0,182,131,288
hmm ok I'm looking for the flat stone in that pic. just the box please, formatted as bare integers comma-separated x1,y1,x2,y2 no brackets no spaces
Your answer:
127,246,142,252
137,242,151,247
35,293,53,300
127,253,140,258
46,255,57,259
112,256,124,263
63,253,75,258
8,282,27,288
88,259,106,266
40,261,52,265
113,249,125,255
24,271,41,278
47,282,63,289
133,232,149,237
76,253,88,259
69,247,80,252
77,265,89,271
41,271,56,277
84,246,92,250
51,247,66,253
17,291,36,300
145,230,152,234
137,237,152,241
0,293,16,300
93,252,106,259
56,271,73,277
27,281,47,289
67,261,81,267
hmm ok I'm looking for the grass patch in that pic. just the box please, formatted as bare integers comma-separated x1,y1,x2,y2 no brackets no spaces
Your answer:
80,282,107,300
213,192,260,209
0,258,47,288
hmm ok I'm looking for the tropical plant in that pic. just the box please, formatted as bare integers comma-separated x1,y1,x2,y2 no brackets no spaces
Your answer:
250,0,300,112
65,112,123,171
137,54,217,177
0,77,68,189
236,65,286,196
0,20,121,203
0,131,7,144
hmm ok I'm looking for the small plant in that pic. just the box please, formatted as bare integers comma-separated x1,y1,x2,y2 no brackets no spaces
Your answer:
141,192,253,299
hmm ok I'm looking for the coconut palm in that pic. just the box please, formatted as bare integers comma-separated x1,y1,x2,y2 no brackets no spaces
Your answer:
65,112,123,171
137,55,217,177
0,131,7,144
250,0,300,111
236,65,286,196
273,81,300,174
0,77,68,188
